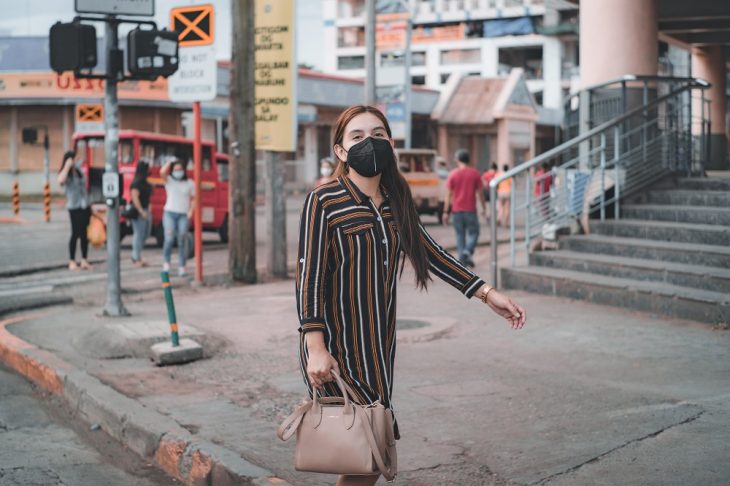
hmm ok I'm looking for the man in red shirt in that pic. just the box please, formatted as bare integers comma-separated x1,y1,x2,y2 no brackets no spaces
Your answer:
443,149,486,267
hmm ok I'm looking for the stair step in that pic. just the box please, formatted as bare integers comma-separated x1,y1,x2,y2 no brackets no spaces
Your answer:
562,234,730,267
530,250,730,294
501,266,730,325
645,190,730,207
677,177,730,191
621,204,730,225
589,219,730,246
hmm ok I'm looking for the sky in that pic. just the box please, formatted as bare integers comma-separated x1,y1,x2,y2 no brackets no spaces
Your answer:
0,0,325,69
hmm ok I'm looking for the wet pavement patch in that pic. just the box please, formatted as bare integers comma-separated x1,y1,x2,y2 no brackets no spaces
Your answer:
396,319,431,330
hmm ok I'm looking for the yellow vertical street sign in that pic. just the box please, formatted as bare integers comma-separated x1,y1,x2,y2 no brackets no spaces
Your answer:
254,0,297,152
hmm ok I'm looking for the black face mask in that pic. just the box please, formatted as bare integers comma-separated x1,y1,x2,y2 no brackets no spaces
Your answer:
345,137,394,177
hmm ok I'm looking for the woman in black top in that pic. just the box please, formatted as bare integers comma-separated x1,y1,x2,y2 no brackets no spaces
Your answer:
296,106,526,486
130,161,152,266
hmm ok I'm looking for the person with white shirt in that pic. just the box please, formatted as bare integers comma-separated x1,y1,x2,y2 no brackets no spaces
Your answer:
160,159,195,276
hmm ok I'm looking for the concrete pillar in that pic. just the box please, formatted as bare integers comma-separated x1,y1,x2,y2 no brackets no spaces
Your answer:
692,45,727,170
303,124,319,183
580,0,658,88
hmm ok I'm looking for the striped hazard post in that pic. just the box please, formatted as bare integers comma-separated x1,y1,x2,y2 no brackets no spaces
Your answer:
43,182,51,222
160,271,180,347
12,180,20,216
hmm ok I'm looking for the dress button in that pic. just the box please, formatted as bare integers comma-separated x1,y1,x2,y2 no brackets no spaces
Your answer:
377,217,382,222
382,238,387,244
299,258,305,263
384,260,388,266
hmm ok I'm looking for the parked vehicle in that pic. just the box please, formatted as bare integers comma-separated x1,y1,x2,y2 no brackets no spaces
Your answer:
72,130,230,251
396,148,447,223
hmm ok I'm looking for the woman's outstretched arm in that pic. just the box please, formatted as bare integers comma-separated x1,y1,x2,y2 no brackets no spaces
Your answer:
418,223,526,328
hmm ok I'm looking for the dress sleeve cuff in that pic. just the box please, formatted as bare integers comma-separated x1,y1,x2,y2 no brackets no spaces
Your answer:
299,318,327,334
462,276,487,299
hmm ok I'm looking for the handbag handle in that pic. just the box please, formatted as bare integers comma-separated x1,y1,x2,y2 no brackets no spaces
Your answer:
312,370,353,416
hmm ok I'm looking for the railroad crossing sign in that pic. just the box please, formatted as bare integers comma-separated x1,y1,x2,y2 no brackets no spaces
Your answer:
76,103,104,132
171,4,214,47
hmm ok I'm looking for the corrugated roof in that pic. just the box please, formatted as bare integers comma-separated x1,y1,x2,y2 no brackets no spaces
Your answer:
438,77,506,125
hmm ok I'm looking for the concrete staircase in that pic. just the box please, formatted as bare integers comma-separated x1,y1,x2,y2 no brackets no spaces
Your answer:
502,177,730,325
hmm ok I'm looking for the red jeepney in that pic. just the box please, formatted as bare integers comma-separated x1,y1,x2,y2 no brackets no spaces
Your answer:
73,130,230,246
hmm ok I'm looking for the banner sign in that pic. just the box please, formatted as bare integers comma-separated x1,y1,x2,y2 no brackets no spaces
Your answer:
254,0,297,152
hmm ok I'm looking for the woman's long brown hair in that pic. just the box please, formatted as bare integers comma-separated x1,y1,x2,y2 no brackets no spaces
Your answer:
332,105,431,290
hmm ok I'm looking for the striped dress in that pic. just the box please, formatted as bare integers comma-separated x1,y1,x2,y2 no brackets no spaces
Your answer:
296,176,486,437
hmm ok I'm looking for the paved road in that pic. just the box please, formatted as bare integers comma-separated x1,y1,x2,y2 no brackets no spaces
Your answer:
0,364,177,486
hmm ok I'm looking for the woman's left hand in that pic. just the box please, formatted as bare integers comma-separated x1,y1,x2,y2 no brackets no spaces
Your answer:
481,286,526,329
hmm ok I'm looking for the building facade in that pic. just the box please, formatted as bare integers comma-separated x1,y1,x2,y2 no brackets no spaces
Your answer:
322,0,579,118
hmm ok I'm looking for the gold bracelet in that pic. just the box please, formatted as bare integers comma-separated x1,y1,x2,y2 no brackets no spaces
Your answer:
480,285,494,304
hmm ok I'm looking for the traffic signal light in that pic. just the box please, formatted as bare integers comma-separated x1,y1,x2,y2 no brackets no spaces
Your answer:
22,128,38,144
49,21,97,73
127,29,179,79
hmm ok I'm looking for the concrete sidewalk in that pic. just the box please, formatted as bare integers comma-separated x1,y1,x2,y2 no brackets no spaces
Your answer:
1,243,728,485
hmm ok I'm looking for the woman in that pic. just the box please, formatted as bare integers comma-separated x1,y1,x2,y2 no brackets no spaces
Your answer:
160,158,195,276
57,151,92,271
296,106,526,486
315,157,336,187
130,161,152,267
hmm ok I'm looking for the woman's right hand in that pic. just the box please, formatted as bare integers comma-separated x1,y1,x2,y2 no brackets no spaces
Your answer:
306,336,339,389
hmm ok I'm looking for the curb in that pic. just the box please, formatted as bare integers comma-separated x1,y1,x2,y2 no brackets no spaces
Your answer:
0,294,73,316
0,259,106,279
0,313,291,486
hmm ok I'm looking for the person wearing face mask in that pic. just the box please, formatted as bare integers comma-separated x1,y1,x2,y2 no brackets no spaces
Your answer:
160,158,195,276
294,105,527,486
58,151,92,271
315,157,335,187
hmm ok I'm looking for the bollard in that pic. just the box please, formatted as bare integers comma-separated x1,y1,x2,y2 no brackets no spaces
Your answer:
160,271,180,347
12,181,20,216
43,182,51,222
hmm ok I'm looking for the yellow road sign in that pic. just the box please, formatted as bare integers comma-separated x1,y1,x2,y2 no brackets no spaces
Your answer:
170,4,214,47
76,104,104,122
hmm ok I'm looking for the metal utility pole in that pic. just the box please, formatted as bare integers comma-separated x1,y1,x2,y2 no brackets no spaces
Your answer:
265,151,287,277
103,17,128,316
229,0,257,283
404,5,412,149
365,0,377,104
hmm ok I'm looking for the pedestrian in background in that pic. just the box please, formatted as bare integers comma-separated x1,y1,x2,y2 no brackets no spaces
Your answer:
160,158,195,276
315,157,335,187
482,161,498,222
295,105,526,486
129,161,151,267
57,151,92,271
497,163,512,227
442,149,486,267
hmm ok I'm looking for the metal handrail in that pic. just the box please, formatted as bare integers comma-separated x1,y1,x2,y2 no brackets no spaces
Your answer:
488,78,710,286
562,75,710,106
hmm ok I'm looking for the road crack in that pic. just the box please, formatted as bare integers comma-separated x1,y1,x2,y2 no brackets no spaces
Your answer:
531,408,705,485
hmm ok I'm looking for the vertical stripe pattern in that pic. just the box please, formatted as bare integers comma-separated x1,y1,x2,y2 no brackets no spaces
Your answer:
296,176,486,423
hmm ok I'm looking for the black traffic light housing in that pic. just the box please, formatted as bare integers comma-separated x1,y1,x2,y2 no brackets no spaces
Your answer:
127,28,179,79
22,128,38,145
49,21,97,73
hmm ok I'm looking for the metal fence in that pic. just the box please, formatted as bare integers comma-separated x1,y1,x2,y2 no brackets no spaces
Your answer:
488,76,711,285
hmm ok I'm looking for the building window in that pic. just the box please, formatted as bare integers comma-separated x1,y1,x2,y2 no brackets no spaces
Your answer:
440,48,481,65
498,46,543,79
338,0,365,18
412,51,427,66
440,73,451,84
338,55,365,70
338,26,365,48
412,75,426,85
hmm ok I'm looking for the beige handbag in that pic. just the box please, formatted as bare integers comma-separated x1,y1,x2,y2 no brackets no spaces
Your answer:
277,371,397,481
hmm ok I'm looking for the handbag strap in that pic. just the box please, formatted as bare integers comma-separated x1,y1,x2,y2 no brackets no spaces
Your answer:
276,400,311,441
355,406,397,481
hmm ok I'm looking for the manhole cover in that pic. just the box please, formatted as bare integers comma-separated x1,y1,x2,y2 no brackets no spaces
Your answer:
396,319,430,330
